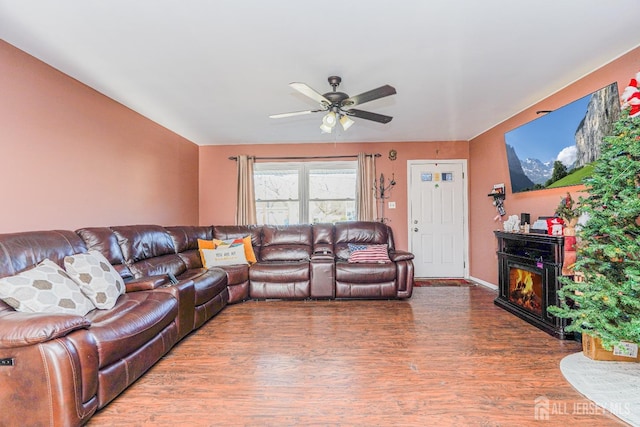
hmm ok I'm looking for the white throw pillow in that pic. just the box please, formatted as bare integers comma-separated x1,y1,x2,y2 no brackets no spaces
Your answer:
64,250,125,310
0,259,95,315
201,245,248,267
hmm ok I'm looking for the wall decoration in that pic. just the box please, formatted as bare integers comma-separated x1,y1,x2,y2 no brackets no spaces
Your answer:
374,173,396,223
488,183,506,219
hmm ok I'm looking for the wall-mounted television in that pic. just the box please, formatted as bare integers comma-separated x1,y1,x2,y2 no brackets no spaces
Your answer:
504,82,620,193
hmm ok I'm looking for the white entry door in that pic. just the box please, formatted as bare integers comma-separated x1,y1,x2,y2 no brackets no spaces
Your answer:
408,161,467,278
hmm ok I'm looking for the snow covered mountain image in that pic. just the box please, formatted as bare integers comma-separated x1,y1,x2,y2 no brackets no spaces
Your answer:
520,157,554,184
505,144,535,191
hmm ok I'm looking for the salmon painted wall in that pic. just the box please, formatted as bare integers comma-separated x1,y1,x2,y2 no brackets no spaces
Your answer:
468,46,640,286
0,41,200,233
199,140,469,250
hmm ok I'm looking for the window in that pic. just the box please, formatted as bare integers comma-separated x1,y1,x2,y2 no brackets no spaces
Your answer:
254,161,356,225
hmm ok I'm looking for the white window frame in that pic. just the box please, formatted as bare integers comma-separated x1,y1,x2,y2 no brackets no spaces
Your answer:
254,161,357,224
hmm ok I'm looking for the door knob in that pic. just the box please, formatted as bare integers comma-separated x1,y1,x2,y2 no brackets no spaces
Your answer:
414,228,419,232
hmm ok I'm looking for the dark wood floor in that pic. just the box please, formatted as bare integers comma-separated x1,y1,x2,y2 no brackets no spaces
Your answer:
89,285,627,426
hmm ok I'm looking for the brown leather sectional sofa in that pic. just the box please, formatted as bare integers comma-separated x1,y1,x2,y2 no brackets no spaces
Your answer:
0,221,413,426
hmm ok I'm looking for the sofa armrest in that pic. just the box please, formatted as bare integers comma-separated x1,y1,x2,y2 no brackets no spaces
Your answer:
154,280,195,340
124,275,170,292
0,311,91,349
310,253,335,299
389,250,414,262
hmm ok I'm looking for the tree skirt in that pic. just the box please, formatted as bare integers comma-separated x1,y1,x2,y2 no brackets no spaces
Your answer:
560,352,640,426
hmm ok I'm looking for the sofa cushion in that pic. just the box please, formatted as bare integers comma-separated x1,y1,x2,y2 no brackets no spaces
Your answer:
215,264,249,286
166,226,213,253
312,223,335,254
64,251,125,310
128,254,188,278
334,221,393,260
335,260,396,283
76,227,134,279
214,263,250,303
111,225,186,278
180,249,205,270
249,261,310,299
0,230,88,278
165,226,214,269
84,291,178,369
260,225,312,262
111,225,176,262
0,259,95,315
177,268,228,306
0,311,91,348
249,261,310,282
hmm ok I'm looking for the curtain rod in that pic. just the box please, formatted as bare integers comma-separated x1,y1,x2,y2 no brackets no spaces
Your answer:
228,153,381,161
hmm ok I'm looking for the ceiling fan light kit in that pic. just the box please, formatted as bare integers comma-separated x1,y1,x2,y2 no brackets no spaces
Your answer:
320,111,337,133
323,111,337,125
271,76,396,134
339,114,355,131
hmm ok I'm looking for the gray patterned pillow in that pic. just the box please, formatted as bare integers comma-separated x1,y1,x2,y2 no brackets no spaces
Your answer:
0,259,95,315
64,250,125,310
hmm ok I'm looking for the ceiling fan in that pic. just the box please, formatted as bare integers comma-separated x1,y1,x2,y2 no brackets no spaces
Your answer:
269,76,396,133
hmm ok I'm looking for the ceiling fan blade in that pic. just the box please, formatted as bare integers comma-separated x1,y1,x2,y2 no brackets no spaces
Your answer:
269,109,323,119
348,109,393,124
342,85,396,108
289,82,331,106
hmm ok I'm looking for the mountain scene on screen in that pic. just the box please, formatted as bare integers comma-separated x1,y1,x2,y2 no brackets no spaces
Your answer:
505,82,620,193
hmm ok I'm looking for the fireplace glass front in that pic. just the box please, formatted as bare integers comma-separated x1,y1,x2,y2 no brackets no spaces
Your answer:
508,266,543,316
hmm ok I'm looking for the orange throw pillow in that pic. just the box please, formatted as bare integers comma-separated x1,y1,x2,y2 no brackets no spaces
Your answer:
197,239,216,266
197,239,216,250
242,235,257,264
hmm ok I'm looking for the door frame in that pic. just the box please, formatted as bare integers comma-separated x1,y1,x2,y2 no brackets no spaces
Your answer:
406,159,469,278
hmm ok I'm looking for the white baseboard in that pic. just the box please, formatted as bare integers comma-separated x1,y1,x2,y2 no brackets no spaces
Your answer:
469,275,498,291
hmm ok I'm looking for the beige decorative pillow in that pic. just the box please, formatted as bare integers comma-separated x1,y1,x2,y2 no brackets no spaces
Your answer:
64,251,125,310
0,259,95,316
201,245,248,267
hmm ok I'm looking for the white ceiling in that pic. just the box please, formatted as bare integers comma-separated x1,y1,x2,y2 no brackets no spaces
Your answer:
2,1,640,146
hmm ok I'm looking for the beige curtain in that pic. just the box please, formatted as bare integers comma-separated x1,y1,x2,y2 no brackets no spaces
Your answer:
235,155,257,225
356,153,376,221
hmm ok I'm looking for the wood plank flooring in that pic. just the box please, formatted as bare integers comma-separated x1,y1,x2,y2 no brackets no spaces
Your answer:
88,285,627,426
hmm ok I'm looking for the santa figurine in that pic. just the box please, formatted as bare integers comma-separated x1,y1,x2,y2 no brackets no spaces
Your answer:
621,72,640,118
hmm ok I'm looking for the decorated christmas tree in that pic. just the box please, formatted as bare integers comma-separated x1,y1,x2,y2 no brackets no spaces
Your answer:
549,71,640,350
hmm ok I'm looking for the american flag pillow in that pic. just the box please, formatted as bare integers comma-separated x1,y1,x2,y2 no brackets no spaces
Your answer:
347,243,391,264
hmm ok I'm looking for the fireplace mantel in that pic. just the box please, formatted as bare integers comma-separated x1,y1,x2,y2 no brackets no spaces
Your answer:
494,231,572,339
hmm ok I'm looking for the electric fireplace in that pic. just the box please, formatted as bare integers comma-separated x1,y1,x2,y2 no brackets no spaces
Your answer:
494,231,572,339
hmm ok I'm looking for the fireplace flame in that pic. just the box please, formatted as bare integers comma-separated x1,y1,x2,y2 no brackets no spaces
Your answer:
509,268,542,315
517,269,534,295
